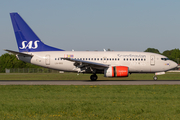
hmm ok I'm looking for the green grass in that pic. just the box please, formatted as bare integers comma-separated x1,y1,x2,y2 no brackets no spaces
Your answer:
0,85,180,119
0,72,180,80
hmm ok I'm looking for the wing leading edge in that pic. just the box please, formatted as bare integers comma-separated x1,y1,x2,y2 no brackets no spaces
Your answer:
62,58,109,69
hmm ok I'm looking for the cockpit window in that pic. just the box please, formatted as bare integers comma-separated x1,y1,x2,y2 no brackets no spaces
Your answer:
161,58,169,61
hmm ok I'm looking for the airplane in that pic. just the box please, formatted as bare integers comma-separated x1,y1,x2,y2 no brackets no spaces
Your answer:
5,12,178,81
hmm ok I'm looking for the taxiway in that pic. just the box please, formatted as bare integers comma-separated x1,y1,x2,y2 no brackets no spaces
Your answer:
0,80,180,85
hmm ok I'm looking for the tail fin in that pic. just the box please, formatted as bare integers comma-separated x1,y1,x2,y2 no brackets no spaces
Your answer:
10,12,64,52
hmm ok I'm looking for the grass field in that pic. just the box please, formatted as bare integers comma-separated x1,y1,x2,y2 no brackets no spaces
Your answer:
0,72,180,80
1,73,180,119
0,85,180,120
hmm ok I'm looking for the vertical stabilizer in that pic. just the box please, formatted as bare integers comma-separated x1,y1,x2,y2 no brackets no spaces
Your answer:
10,13,64,52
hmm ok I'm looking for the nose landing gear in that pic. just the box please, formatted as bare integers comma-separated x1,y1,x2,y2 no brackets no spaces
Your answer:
153,76,158,81
153,72,165,81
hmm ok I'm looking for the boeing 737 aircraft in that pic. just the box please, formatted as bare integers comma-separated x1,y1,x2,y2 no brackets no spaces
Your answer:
5,13,178,81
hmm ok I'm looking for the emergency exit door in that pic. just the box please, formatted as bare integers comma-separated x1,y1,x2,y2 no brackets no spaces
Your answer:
45,55,50,65
150,55,155,65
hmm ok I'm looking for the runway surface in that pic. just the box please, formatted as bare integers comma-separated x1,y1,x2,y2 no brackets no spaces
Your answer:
0,80,180,85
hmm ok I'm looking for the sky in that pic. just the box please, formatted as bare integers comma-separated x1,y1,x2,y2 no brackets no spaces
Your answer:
0,0,180,55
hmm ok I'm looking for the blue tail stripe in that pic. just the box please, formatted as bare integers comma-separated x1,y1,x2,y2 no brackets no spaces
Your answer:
10,13,64,52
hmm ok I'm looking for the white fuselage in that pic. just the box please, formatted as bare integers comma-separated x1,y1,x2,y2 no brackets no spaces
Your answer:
18,51,178,73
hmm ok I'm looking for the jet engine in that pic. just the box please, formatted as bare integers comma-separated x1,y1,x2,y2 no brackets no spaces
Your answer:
104,66,129,77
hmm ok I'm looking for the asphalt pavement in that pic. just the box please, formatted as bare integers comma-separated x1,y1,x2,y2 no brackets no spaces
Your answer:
0,80,180,85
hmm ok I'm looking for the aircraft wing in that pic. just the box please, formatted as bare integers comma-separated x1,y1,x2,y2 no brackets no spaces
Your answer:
4,49,33,57
62,58,109,69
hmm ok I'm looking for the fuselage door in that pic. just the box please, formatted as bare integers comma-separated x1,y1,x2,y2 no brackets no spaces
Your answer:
150,55,155,65
45,55,50,65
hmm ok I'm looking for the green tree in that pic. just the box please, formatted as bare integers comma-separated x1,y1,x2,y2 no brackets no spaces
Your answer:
162,49,180,63
0,53,42,73
162,50,171,58
144,48,161,54
0,53,24,72
107,48,111,51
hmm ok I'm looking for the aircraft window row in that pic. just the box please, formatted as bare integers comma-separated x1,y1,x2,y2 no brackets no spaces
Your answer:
73,58,120,61
55,58,64,60
161,58,169,61
124,58,146,61
55,58,120,61
55,57,146,61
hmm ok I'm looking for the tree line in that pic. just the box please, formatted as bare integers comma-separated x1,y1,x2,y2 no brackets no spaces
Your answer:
0,48,179,73
0,53,42,73
144,48,180,64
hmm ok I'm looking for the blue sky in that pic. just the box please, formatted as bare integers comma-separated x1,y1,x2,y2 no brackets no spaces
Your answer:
1,0,180,55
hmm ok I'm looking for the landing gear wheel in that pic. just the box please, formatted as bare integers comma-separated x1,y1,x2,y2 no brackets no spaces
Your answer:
90,74,98,81
153,76,158,81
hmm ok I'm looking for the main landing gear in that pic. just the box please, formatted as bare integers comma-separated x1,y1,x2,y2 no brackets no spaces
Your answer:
90,74,98,81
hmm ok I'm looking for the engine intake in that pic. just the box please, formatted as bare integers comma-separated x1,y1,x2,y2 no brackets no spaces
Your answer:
104,66,129,77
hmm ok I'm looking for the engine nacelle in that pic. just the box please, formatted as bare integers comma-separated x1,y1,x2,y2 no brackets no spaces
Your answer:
104,66,129,77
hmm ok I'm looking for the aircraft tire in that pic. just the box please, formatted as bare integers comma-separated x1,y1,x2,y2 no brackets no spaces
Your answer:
153,76,158,81
90,74,98,81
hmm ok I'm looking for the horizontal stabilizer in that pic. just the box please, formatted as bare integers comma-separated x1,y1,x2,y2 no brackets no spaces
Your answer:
4,49,33,57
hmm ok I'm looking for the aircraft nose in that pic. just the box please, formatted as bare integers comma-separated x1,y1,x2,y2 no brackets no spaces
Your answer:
171,61,178,69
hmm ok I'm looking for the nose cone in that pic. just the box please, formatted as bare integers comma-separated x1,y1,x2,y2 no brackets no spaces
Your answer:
170,61,178,69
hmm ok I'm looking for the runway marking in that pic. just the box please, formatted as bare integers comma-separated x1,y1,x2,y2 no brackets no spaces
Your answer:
0,80,180,85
